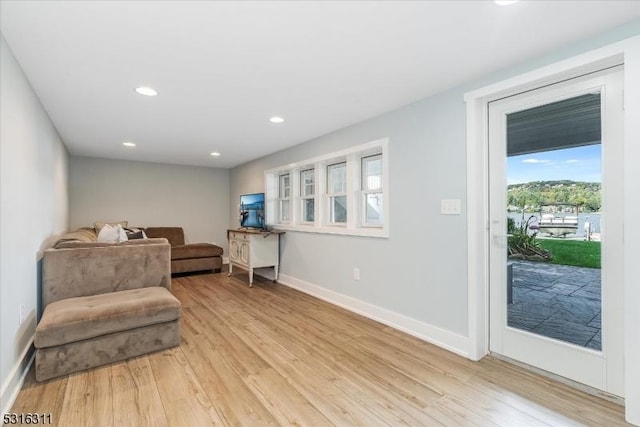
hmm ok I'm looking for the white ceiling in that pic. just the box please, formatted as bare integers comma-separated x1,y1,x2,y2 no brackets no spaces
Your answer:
1,1,639,168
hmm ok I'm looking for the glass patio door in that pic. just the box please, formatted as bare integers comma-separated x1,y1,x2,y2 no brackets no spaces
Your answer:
488,67,624,396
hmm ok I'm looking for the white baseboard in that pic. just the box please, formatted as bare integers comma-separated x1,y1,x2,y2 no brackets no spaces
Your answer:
1,337,35,416
277,274,469,358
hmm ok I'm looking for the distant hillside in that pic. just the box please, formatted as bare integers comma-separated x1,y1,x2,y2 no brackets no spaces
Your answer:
507,180,601,212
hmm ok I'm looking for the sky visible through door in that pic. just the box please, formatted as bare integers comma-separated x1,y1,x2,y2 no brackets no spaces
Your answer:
508,144,601,185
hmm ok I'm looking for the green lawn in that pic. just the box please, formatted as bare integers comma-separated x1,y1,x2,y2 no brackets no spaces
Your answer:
538,239,601,269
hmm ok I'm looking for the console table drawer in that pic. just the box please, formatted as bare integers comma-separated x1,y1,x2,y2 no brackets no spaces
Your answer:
229,231,249,241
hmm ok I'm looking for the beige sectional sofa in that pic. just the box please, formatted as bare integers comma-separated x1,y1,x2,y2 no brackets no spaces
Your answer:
35,237,181,382
55,226,224,274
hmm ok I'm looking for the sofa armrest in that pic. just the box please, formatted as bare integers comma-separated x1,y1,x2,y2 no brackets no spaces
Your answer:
42,241,171,308
53,237,168,249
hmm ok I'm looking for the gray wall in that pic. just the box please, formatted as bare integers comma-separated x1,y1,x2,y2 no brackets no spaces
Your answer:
0,35,69,411
230,21,640,342
69,157,230,250
231,87,469,336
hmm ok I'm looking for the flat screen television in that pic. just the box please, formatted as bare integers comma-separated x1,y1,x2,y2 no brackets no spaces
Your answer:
239,193,265,229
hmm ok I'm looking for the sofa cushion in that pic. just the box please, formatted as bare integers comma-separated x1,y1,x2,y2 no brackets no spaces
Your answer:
35,287,181,349
171,243,223,260
144,227,185,246
53,227,98,248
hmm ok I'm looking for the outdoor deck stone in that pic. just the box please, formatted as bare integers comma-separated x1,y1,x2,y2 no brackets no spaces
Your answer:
572,286,601,301
547,283,583,295
507,260,601,350
588,313,601,329
586,331,602,350
532,318,599,347
507,308,548,330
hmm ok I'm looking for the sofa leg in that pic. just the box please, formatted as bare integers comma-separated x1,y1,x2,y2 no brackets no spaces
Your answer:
214,268,221,273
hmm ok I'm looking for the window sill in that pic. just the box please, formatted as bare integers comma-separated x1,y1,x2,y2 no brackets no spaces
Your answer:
271,224,388,238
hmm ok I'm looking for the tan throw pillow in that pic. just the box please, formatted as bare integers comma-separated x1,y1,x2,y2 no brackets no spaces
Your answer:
94,220,128,234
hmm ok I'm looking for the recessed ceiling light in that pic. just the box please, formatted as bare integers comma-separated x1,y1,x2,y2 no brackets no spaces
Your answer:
135,86,158,96
210,151,221,157
494,0,519,5
270,116,284,124
122,142,136,147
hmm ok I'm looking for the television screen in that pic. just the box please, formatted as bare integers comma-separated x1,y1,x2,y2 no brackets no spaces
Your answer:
240,193,265,229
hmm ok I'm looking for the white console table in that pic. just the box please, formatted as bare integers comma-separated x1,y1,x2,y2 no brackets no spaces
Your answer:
227,229,284,287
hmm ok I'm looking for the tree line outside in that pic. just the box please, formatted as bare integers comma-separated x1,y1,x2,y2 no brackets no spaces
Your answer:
507,180,600,212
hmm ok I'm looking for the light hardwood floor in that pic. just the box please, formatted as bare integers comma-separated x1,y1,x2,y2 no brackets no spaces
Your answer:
11,271,630,426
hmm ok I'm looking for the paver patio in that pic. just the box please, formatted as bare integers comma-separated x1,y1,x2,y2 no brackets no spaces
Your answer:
507,260,601,350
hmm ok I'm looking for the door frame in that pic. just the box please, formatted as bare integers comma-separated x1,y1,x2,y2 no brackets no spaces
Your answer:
464,36,640,424
487,69,623,395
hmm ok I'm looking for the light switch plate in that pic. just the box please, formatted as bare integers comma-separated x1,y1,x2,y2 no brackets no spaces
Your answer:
441,199,461,215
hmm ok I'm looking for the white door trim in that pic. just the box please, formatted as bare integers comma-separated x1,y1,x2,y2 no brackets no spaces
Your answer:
488,69,623,395
464,35,640,425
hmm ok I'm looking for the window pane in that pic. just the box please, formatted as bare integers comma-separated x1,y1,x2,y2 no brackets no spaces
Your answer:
303,198,315,222
365,193,383,224
280,200,290,222
301,169,314,196
328,163,346,194
280,174,290,198
330,195,347,223
363,156,382,191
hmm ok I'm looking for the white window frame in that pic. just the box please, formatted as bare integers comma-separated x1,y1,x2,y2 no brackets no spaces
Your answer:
278,173,291,223
327,162,347,225
361,154,384,227
264,138,389,238
300,168,316,224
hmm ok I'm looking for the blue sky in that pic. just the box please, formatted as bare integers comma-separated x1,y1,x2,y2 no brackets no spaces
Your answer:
507,144,601,185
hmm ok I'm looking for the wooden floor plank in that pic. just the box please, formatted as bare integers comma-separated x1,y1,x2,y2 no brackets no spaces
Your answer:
456,374,584,427
179,307,281,426
147,347,227,426
475,356,629,426
111,358,169,427
243,367,333,426
57,365,113,427
9,271,630,426
9,369,68,426
278,356,392,426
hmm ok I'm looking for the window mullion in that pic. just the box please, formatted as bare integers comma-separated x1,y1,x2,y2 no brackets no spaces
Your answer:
346,153,358,229
317,162,327,228
292,168,300,224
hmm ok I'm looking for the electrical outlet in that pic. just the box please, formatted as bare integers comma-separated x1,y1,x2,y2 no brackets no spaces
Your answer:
353,268,360,281
19,304,25,325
